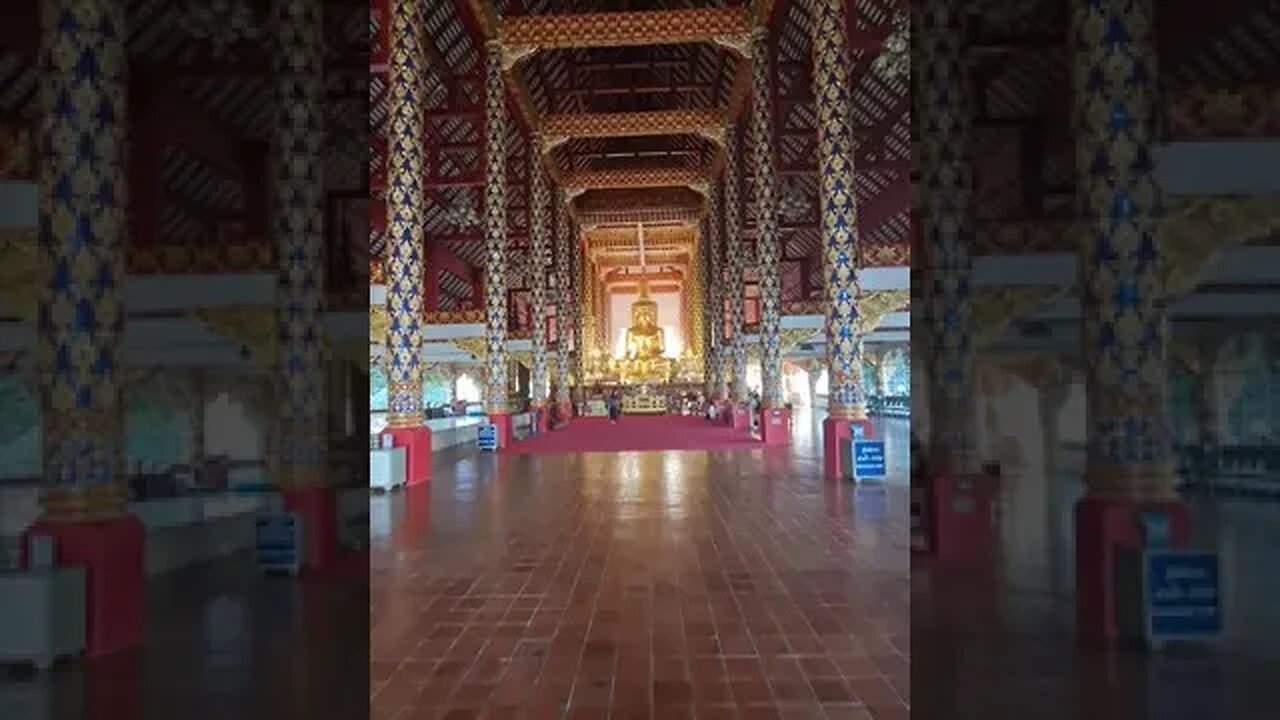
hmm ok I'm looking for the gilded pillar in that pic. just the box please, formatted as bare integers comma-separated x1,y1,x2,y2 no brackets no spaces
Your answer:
555,191,574,404
811,0,866,419
574,231,586,383
706,185,728,400
1072,0,1173,498
482,41,509,414
749,27,783,408
529,139,551,405
917,0,976,471
384,0,426,429
689,232,705,373
724,125,748,403
37,0,128,512
273,0,328,484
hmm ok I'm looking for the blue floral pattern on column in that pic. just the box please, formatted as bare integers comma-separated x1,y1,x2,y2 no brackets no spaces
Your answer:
483,42,509,414
1073,0,1172,497
37,0,128,510
273,0,327,484
917,0,975,470
529,139,551,405
723,125,747,403
385,0,425,429
811,0,865,419
555,190,573,404
750,27,783,409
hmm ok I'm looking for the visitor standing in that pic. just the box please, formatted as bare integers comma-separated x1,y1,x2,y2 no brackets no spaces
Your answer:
608,390,621,423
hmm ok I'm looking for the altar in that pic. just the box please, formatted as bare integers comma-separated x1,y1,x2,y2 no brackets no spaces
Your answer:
621,390,667,415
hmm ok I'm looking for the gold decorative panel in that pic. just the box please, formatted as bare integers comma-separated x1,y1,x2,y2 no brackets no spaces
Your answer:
543,109,726,144
562,167,709,191
500,7,750,52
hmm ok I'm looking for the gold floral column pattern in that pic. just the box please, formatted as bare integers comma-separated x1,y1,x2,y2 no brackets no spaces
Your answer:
707,184,728,399
528,138,551,405
384,0,426,430
811,0,865,419
273,0,327,485
749,26,783,408
555,190,574,404
724,124,748,402
483,41,509,414
37,0,129,513
1073,0,1172,498
916,0,975,471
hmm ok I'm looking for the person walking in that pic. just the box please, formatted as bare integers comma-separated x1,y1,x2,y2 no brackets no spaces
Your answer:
607,390,621,423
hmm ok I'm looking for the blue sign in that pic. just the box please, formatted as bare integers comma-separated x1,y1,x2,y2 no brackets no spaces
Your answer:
1145,551,1221,640
855,484,887,520
853,440,886,480
477,424,498,451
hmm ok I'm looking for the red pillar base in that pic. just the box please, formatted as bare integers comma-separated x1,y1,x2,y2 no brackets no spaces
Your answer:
556,402,573,428
822,417,850,479
1075,495,1190,645
282,486,339,575
21,514,145,658
489,412,514,449
928,473,999,568
533,404,550,434
759,407,791,445
385,425,432,486
730,404,751,430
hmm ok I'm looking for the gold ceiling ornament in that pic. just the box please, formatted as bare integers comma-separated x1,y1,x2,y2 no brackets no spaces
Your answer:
585,224,696,247
452,336,489,360
972,287,1068,347
369,304,389,345
500,6,751,50
195,307,278,366
562,167,709,191
499,43,539,72
0,229,38,320
779,328,818,355
1161,196,1280,297
542,109,726,144
578,206,705,227
710,31,753,58
854,290,909,334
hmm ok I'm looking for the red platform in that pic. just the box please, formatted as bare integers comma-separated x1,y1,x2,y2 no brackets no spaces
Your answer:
729,403,752,430
489,412,514,448
283,487,339,575
384,425,431,486
926,472,999,567
759,406,791,445
1075,495,1190,645
21,514,146,658
821,417,874,479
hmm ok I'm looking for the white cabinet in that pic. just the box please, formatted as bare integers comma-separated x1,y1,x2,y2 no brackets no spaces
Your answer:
0,568,85,669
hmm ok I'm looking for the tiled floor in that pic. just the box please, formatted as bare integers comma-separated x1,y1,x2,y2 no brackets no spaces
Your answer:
370,415,911,719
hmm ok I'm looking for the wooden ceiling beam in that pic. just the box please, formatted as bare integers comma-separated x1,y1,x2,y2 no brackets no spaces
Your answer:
500,7,751,52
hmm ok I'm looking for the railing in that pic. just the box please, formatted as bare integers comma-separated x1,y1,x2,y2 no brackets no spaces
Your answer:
1177,445,1280,500
868,395,910,418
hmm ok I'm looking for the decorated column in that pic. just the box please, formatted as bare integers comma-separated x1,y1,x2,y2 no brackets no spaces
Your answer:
1071,0,1187,643
382,0,431,484
706,185,729,400
27,0,142,657
811,0,868,477
749,25,788,444
688,230,705,382
273,0,340,572
554,190,575,420
529,139,551,431
482,41,513,446
917,0,976,474
574,229,586,389
723,125,750,425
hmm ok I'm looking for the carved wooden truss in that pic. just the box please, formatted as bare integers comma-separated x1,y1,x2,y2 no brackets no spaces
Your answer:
577,206,705,228
562,167,709,192
585,224,696,248
542,109,726,151
500,7,751,55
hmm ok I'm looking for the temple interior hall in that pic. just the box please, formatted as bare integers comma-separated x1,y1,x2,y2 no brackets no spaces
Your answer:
367,0,911,717
912,0,1280,717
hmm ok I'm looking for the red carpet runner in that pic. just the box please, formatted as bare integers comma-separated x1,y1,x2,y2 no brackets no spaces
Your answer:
507,415,762,455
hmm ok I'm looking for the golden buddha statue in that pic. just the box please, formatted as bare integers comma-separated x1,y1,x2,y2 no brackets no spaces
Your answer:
619,284,672,385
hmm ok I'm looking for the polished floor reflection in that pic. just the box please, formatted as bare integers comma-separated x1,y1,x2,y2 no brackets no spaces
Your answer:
0,552,367,720
913,455,1280,719
371,418,910,719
